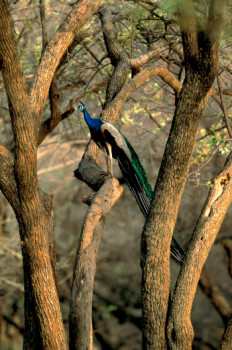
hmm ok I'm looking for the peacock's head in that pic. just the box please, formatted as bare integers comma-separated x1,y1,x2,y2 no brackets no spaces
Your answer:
78,101,85,112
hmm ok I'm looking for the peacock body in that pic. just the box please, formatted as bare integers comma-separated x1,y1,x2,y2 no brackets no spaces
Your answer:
78,101,185,262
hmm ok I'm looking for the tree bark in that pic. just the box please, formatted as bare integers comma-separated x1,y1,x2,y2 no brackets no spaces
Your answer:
30,0,101,129
98,5,131,107
0,1,66,348
69,178,123,350
167,151,232,349
140,0,223,348
220,317,232,350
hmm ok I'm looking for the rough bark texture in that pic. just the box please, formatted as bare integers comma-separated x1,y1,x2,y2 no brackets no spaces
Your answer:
167,152,232,350
98,5,131,107
0,1,66,348
69,178,123,350
140,1,223,348
71,7,186,349
220,317,232,350
141,69,211,350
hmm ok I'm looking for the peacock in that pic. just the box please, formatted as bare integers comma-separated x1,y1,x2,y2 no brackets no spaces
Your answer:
78,101,185,262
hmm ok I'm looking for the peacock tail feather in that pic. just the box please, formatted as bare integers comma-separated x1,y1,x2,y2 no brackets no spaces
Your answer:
124,136,153,199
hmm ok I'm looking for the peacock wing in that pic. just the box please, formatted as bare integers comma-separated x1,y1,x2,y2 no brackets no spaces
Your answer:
101,123,151,216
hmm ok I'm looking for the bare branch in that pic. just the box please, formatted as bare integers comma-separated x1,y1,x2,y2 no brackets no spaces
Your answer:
167,151,232,349
69,178,123,349
0,0,38,199
219,238,232,277
199,267,232,325
207,0,226,42
98,5,128,64
37,76,109,146
102,66,182,123
210,89,232,96
131,46,166,73
30,0,101,127
220,316,232,350
98,5,131,107
217,75,232,138
39,0,48,52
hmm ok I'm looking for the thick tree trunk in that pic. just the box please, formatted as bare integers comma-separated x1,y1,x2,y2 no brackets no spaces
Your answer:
0,1,66,348
140,1,223,347
19,195,66,350
140,67,215,349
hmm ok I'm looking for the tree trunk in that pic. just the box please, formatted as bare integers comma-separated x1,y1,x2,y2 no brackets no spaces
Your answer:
69,177,123,350
141,66,215,349
140,1,222,346
0,1,66,348
19,194,66,350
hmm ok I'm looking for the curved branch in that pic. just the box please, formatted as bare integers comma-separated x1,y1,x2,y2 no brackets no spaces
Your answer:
98,5,128,64
219,238,232,277
98,5,131,107
30,0,101,127
102,66,182,123
199,267,232,325
217,75,232,138
167,152,232,349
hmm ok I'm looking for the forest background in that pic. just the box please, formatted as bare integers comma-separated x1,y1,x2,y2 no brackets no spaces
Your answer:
0,0,232,349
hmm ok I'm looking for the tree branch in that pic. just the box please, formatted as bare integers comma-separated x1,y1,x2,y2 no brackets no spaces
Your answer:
219,238,232,277
130,46,166,74
199,267,232,325
167,151,232,349
177,0,198,60
98,5,131,107
39,0,48,52
69,178,123,349
75,65,182,191
207,0,226,42
220,316,232,350
217,75,232,138
37,76,109,146
102,66,182,123
30,0,101,129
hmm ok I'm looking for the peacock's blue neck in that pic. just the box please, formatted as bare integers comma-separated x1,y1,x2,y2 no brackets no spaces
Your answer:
83,108,102,131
